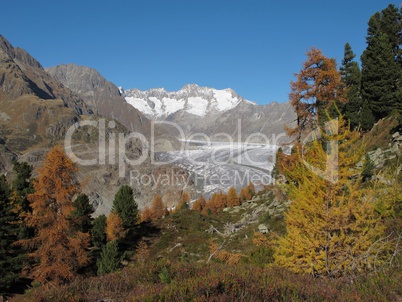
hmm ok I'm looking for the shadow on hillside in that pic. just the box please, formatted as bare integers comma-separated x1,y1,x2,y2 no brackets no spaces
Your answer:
120,222,161,252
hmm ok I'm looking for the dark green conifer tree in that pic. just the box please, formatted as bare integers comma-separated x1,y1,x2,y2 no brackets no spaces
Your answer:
11,162,34,240
71,193,94,233
360,100,376,131
0,175,23,295
96,240,122,275
91,214,107,248
361,4,402,122
340,43,362,129
112,185,139,229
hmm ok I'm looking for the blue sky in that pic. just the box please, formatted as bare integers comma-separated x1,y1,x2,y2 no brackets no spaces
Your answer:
0,1,399,104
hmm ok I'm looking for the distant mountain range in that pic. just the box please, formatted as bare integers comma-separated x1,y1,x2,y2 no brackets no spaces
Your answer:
123,84,251,119
122,84,295,143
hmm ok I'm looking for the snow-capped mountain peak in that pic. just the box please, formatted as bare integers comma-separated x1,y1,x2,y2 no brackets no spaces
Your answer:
123,84,250,119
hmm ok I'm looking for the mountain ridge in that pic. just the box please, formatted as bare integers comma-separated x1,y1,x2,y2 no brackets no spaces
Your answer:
123,83,250,120
122,83,295,142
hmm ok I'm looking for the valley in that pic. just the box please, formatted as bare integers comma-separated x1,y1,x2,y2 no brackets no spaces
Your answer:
1,2,402,298
156,140,279,198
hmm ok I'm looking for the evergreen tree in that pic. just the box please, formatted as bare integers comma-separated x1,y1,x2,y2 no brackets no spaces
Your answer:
361,5,402,121
373,4,402,64
275,118,387,277
18,146,90,284
340,43,362,129
112,185,138,229
70,193,94,233
360,99,375,131
11,161,34,240
361,32,400,120
91,214,107,248
271,147,283,180
12,162,33,204
97,240,122,275
0,175,23,295
361,153,375,182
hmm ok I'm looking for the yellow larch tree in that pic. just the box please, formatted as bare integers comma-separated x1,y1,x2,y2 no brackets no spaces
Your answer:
275,118,387,277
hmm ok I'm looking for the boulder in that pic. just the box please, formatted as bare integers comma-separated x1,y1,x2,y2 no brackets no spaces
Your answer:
258,224,269,234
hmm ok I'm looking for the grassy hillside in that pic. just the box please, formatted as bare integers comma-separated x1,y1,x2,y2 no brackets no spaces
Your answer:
11,185,402,301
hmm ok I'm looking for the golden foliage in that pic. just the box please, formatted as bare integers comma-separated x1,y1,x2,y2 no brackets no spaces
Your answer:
140,207,152,223
287,48,346,142
226,187,240,207
208,240,244,265
192,194,206,212
204,192,227,214
134,239,150,264
247,182,255,196
150,195,166,220
106,211,125,242
175,191,190,212
141,195,167,222
252,232,270,248
18,146,89,284
275,120,388,277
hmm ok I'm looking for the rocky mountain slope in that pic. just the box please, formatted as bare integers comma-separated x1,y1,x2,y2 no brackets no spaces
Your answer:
46,64,150,135
123,84,295,143
0,35,194,215
0,35,91,155
0,35,90,115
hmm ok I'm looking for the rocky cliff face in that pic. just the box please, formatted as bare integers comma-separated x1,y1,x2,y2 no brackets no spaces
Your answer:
46,63,150,134
0,35,91,114
0,35,91,155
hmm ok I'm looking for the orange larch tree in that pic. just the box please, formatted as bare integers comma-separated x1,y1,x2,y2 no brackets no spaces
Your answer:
217,192,227,209
227,187,240,207
287,48,346,142
140,207,152,223
19,146,89,284
205,193,218,214
239,188,248,203
150,194,166,220
175,191,190,211
247,182,255,197
106,211,125,242
192,194,207,212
